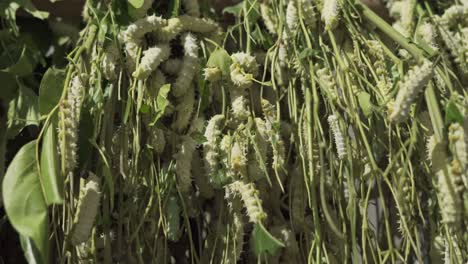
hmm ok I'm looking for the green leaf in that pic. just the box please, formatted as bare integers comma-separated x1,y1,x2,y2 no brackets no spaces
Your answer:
223,1,243,16
39,68,65,116
357,91,373,117
2,46,35,76
251,223,284,256
20,235,45,264
0,71,18,102
7,84,39,138
445,100,464,125
127,0,144,8
40,120,63,205
192,132,207,144
206,48,232,78
152,84,171,125
2,140,49,263
298,48,319,60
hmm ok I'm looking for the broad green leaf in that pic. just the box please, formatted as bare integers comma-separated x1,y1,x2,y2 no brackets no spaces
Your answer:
357,91,373,117
0,71,18,102
39,68,65,116
2,140,49,263
251,223,284,256
151,84,171,125
7,84,39,138
127,0,144,8
445,100,464,125
223,1,243,16
192,132,207,145
40,120,63,205
2,46,34,76
20,235,45,264
206,48,232,77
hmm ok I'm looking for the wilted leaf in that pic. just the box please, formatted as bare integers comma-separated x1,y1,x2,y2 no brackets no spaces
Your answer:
2,140,49,263
152,84,171,124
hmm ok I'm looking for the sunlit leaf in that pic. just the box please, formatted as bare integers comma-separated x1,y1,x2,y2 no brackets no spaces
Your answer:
251,223,284,256
39,68,65,116
2,140,49,263
40,120,63,205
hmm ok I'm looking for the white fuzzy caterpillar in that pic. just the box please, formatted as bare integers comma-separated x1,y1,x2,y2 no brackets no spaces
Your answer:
155,18,184,42
58,75,85,174
203,67,222,82
438,5,468,28
173,33,199,98
133,44,171,79
224,188,244,264
182,0,200,17
230,52,258,89
124,40,140,73
173,84,195,131
417,22,438,51
261,99,286,171
162,58,183,76
179,15,219,33
286,0,298,34
389,60,433,123
328,115,347,160
316,67,338,101
437,161,463,229
203,115,225,186
449,123,467,170
247,118,269,181
174,135,197,193
147,69,167,99
301,0,318,28
122,15,166,42
230,135,248,178
367,40,392,103
260,3,277,35
149,127,166,154
70,174,101,245
321,0,340,31
230,93,250,121
101,44,120,81
228,180,267,224
192,149,214,199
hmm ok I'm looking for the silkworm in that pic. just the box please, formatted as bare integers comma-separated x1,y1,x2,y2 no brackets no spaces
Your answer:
173,33,199,97
203,115,225,186
228,180,267,224
321,0,340,31
162,58,183,76
260,3,277,35
328,114,347,160
59,75,84,174
70,174,101,245
173,84,195,131
203,67,222,82
101,44,120,81
133,44,171,79
286,0,298,34
301,0,318,28
389,60,433,123
174,135,197,193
